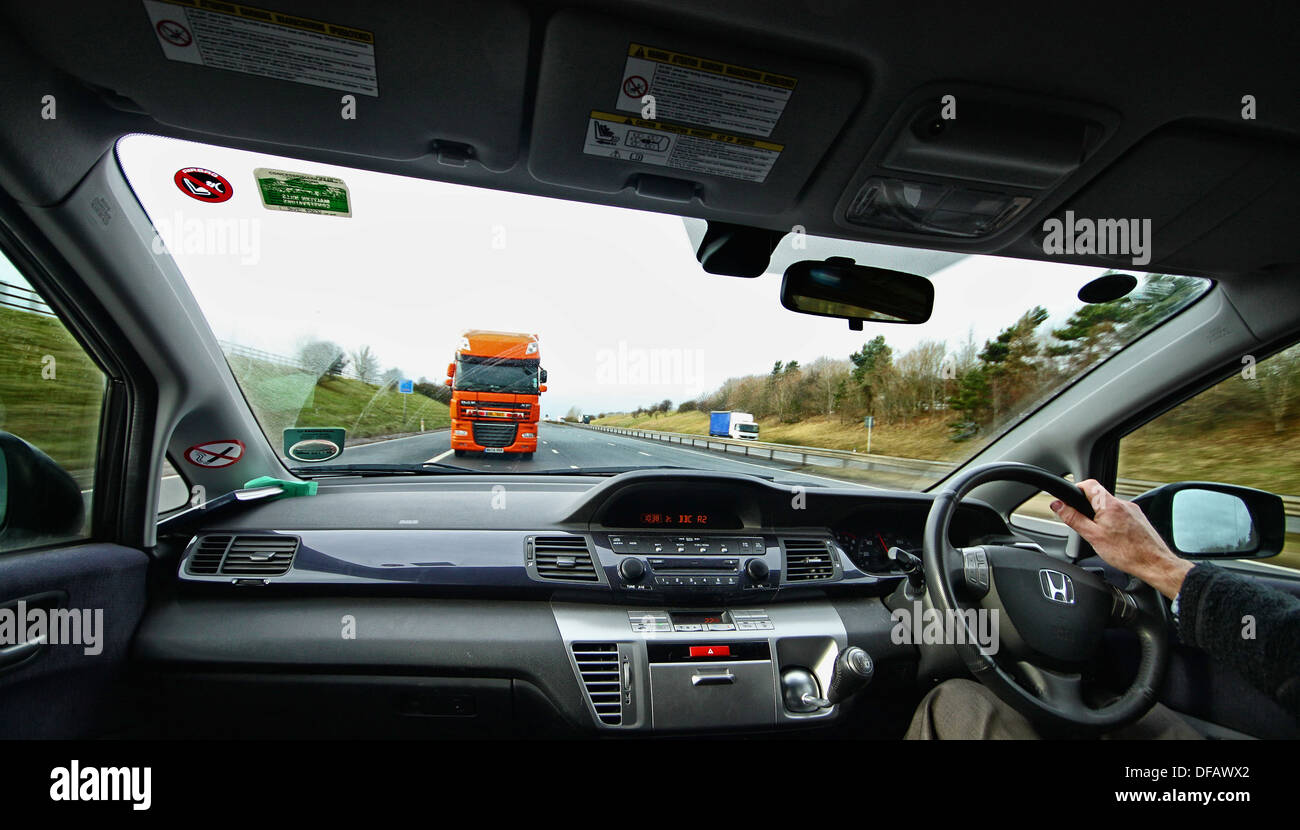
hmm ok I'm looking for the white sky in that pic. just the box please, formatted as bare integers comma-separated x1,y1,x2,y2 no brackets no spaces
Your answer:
117,135,1117,417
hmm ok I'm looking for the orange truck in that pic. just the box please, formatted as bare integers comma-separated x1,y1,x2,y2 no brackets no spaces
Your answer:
446,330,547,458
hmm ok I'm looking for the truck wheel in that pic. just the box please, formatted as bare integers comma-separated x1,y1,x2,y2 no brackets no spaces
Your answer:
454,449,466,458
520,452,534,460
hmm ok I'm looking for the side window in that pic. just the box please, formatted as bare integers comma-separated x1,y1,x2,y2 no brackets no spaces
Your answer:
158,458,192,513
1118,342,1300,571
0,255,106,552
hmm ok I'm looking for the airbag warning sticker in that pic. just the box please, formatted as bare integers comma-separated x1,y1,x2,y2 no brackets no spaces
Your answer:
142,0,378,97
583,111,783,183
615,44,796,138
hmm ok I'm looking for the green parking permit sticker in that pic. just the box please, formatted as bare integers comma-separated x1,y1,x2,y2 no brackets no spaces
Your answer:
284,427,347,462
255,168,351,217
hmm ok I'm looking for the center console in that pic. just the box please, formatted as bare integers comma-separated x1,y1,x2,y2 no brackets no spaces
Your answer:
552,599,852,731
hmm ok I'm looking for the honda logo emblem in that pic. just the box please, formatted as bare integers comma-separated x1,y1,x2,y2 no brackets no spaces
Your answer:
1038,569,1075,604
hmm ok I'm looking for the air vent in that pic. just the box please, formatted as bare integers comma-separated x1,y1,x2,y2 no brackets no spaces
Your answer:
782,539,837,582
529,536,599,582
186,535,230,575
571,642,623,725
186,535,300,577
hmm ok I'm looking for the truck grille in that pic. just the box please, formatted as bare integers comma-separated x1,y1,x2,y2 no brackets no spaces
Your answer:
473,422,518,447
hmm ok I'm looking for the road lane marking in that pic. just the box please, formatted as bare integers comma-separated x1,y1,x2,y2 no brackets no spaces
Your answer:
551,449,560,454
638,451,652,456
569,465,579,469
426,449,454,463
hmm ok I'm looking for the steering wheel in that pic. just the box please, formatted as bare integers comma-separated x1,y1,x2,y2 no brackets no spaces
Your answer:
921,462,1169,734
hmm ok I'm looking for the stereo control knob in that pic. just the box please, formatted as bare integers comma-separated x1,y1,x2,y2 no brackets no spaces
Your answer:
619,557,646,583
745,558,769,581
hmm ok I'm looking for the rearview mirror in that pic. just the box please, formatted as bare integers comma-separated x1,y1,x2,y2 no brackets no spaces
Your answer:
780,256,934,329
1133,481,1285,559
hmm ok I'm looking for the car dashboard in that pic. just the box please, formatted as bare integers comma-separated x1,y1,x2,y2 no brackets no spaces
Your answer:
137,470,1020,737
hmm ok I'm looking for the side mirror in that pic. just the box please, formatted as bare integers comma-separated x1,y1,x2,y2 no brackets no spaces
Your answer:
446,362,455,378
540,368,549,384
780,257,934,330
443,378,452,387
1133,481,1285,559
0,431,85,543
538,384,548,393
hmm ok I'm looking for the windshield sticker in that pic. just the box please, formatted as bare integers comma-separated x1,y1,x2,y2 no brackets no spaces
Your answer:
174,167,234,203
615,43,796,138
184,439,246,468
583,111,783,183
254,168,352,217
141,0,379,97
284,427,346,462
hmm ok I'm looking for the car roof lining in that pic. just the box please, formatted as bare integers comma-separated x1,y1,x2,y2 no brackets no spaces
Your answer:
0,0,1296,291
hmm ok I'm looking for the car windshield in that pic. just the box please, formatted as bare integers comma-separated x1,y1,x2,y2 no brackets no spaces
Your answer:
117,135,1209,487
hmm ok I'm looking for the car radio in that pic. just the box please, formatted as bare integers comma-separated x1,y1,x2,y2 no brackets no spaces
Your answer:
604,534,776,593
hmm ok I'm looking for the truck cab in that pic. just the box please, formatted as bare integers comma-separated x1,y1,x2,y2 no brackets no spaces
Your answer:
710,410,759,440
446,330,546,458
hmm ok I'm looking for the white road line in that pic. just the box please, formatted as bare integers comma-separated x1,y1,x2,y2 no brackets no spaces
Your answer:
638,451,652,456
425,449,454,463
569,465,579,469
551,449,560,454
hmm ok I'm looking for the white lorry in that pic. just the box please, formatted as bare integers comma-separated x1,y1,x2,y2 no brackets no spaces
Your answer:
709,410,759,440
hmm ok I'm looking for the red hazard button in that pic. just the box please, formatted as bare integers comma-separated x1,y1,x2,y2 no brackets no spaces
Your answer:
689,645,730,658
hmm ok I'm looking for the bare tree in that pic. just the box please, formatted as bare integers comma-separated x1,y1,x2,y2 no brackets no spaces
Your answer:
351,345,381,385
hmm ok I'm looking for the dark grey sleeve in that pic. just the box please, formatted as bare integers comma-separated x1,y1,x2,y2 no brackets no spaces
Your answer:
1176,563,1300,717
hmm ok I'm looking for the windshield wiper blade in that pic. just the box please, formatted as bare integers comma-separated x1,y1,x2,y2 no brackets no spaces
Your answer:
515,464,773,478
289,462,476,477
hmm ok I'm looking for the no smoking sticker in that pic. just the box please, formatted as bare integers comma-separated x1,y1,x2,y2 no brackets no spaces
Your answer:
155,19,192,47
184,439,245,468
174,167,234,203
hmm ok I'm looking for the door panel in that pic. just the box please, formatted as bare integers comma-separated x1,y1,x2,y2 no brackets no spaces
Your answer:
0,543,147,738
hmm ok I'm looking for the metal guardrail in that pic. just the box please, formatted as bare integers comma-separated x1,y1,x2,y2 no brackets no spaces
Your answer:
572,422,1300,517
575,422,953,481
0,279,55,316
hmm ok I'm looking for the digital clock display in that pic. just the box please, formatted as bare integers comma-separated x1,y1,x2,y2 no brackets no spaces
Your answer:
638,512,712,527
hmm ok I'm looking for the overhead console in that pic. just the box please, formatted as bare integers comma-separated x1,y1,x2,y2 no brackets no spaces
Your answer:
835,84,1118,243
528,10,866,213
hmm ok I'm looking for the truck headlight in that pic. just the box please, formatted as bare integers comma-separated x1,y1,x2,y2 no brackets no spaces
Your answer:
521,432,535,439
453,429,468,437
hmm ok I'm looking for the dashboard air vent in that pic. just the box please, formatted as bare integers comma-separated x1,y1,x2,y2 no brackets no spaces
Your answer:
187,535,230,575
213,535,299,576
782,539,837,582
530,536,599,582
571,642,623,725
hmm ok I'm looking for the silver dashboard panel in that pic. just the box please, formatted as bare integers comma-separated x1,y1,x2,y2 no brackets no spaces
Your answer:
552,599,848,730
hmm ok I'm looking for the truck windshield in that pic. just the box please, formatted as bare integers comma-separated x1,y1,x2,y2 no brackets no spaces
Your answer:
737,424,759,433
456,358,538,394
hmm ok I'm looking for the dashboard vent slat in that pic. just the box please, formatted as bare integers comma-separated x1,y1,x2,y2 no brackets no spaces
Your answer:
530,536,599,582
199,535,300,577
782,539,837,582
186,535,230,575
571,642,623,725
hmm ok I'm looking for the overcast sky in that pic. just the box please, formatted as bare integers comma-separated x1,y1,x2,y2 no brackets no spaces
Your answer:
118,135,1119,416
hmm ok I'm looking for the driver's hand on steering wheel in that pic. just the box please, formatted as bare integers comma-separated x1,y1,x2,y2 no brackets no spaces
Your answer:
1050,479,1193,600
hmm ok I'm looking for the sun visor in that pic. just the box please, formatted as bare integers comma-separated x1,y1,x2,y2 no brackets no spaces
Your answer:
528,10,866,215
4,0,532,171
1032,123,1300,275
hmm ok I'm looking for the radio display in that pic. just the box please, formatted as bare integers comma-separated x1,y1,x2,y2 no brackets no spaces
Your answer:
638,511,714,527
604,497,742,529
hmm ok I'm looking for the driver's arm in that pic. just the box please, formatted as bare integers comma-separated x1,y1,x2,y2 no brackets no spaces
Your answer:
1051,480,1300,718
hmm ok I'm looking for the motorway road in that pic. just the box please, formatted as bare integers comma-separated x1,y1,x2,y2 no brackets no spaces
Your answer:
335,422,873,489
